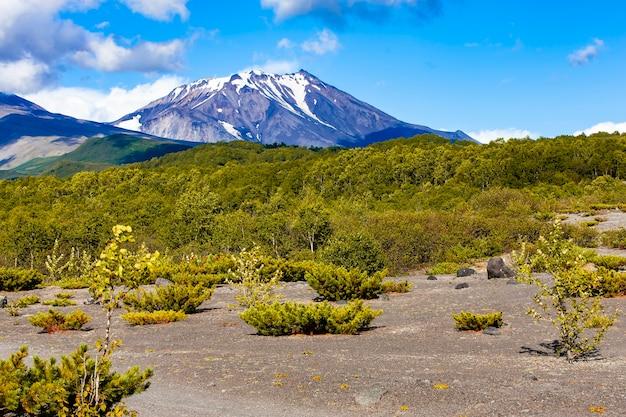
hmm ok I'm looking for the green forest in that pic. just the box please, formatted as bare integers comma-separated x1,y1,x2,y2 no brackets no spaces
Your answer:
1,133,625,273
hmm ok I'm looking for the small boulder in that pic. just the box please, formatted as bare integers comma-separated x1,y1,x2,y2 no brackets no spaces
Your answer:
487,257,516,279
84,297,100,305
0,296,7,308
155,277,173,287
454,282,469,290
427,275,438,281
483,326,500,336
506,279,519,285
456,268,476,278
355,386,387,407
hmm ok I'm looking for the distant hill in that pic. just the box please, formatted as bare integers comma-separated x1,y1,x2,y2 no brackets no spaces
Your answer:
114,69,475,147
0,134,196,178
0,93,150,169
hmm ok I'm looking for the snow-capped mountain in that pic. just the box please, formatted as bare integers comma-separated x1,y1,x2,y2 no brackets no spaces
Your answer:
0,93,142,169
115,70,473,147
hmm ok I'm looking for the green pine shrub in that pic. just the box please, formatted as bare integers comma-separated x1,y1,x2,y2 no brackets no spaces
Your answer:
170,271,228,287
590,255,626,271
597,270,626,297
601,228,626,249
123,284,213,314
453,311,503,331
426,262,461,275
0,268,44,291
305,263,385,300
381,280,412,293
42,297,77,307
240,300,382,336
0,344,151,416
29,309,91,333
13,295,40,308
563,224,599,248
50,277,90,289
320,233,386,274
122,310,186,325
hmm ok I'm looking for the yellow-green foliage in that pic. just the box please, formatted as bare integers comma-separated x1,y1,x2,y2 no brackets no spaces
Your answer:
29,309,91,333
426,262,461,275
124,284,212,314
601,228,626,249
305,263,385,300
597,270,626,297
319,233,386,275
42,297,77,307
590,255,626,271
381,280,412,293
54,291,74,299
231,248,284,307
240,300,382,336
122,310,186,325
50,277,90,289
516,223,619,361
0,268,43,291
0,344,151,417
453,311,503,331
13,295,40,308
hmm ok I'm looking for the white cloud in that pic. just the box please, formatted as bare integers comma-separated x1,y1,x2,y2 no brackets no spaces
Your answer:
120,0,190,22
574,122,626,136
277,38,294,49
245,59,300,74
24,75,185,122
73,36,185,72
302,29,340,55
468,128,539,144
95,21,110,29
261,0,439,21
568,38,604,66
0,57,51,94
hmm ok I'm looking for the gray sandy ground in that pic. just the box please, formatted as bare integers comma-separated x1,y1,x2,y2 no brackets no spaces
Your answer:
1,270,625,417
563,209,626,232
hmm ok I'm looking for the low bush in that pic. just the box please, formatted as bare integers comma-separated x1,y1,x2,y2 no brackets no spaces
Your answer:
240,300,382,336
453,311,503,331
50,277,90,289
54,291,74,299
0,344,151,416
320,233,387,275
13,295,40,308
42,297,77,307
563,224,599,248
601,228,626,249
381,280,412,293
591,255,626,271
597,270,626,297
29,309,91,333
426,262,461,275
0,268,44,291
170,271,228,287
123,284,212,314
305,263,385,301
122,310,186,325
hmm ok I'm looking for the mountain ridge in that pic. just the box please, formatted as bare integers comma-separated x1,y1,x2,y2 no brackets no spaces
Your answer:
115,69,474,147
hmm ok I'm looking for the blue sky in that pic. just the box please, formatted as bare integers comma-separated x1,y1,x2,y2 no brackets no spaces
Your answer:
2,0,626,141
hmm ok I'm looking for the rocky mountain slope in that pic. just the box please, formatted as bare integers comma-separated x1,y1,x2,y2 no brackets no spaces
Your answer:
115,70,474,147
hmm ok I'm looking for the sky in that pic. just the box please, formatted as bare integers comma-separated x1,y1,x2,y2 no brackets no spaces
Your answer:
1,0,625,142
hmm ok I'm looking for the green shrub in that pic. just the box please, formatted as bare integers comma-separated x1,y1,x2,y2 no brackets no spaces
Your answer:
453,311,503,331
54,291,74,299
13,295,40,308
591,255,626,271
597,270,626,297
0,344,151,416
122,310,186,325
601,228,626,249
50,277,90,289
260,257,310,282
170,271,228,287
240,300,382,336
123,284,212,314
0,268,44,291
6,304,21,317
426,262,461,275
231,248,284,307
381,280,412,293
563,224,599,248
29,309,91,333
320,233,386,274
305,263,385,301
42,297,77,307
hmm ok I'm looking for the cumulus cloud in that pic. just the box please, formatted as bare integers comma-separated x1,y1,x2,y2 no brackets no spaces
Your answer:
0,0,187,94
568,39,604,66
24,75,185,122
468,128,539,144
261,0,441,23
120,0,190,21
245,59,300,74
0,57,51,94
277,38,294,49
302,29,340,55
573,122,626,136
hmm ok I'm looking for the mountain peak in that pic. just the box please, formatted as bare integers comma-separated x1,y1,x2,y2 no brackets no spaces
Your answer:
115,70,473,147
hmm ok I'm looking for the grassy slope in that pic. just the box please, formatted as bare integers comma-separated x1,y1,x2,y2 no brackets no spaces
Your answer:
0,134,195,178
